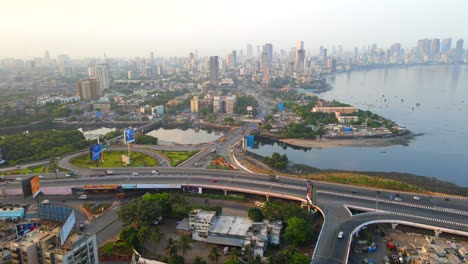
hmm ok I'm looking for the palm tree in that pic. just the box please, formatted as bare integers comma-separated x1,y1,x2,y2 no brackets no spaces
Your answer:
137,226,150,254
229,247,241,260
149,227,165,257
178,234,192,258
193,256,207,264
164,238,179,259
208,246,220,264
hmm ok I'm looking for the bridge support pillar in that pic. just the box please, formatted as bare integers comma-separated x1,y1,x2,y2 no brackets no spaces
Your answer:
224,190,228,196
391,223,398,230
434,230,442,237
266,195,269,201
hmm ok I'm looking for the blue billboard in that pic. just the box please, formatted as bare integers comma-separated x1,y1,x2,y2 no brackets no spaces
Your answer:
60,210,76,245
245,135,255,148
124,128,135,144
278,102,284,111
90,144,102,161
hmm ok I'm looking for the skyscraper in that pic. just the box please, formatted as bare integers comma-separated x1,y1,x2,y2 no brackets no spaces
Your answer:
455,39,464,62
431,39,441,56
150,51,155,65
246,44,253,59
94,64,110,96
262,43,273,66
232,50,237,67
295,41,305,72
43,50,50,65
323,48,328,64
209,56,219,86
76,78,98,100
441,38,452,54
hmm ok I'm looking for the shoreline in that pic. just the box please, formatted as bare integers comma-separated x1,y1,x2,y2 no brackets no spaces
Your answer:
279,134,415,149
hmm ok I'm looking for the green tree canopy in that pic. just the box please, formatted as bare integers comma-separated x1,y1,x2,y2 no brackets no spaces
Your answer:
283,217,313,246
247,207,264,222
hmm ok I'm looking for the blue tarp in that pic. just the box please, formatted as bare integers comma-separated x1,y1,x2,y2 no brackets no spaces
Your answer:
245,135,255,148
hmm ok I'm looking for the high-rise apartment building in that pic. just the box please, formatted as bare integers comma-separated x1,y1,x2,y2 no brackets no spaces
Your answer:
43,50,50,65
209,56,219,86
323,48,328,64
246,44,253,59
441,38,452,54
77,78,98,100
431,38,441,56
10,229,98,264
295,41,305,72
94,64,110,96
455,39,464,62
262,43,273,66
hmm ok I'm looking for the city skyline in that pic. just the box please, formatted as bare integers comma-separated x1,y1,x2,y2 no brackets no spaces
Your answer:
1,0,467,59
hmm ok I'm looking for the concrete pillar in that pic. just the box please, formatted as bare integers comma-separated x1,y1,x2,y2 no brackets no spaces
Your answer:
434,230,442,237
391,223,398,230
266,195,269,201
307,204,311,213
224,190,228,196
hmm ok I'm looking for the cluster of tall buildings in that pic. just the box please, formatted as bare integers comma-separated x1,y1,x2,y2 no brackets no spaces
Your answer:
416,38,464,62
76,63,110,100
190,94,237,114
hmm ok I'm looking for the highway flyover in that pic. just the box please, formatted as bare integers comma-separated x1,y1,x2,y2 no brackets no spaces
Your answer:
2,170,468,264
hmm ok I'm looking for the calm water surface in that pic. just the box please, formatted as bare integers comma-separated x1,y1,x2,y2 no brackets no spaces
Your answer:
251,65,468,186
147,128,224,145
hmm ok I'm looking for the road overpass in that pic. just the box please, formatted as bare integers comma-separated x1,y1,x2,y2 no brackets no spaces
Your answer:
2,171,468,264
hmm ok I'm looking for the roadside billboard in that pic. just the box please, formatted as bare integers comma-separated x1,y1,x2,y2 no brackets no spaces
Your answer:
0,146,5,165
136,184,181,189
60,210,76,245
124,128,135,144
84,184,118,190
245,135,255,148
16,222,38,238
22,175,41,198
89,144,102,161
30,175,41,199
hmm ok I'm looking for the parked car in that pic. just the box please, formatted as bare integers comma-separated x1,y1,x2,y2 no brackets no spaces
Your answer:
79,223,85,230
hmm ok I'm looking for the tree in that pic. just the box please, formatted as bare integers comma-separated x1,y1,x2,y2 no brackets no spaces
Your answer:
289,253,309,264
224,259,243,264
283,217,313,246
193,256,207,264
119,226,140,249
118,198,162,227
264,152,288,170
178,234,192,258
138,225,150,254
208,246,220,264
247,207,264,222
168,255,185,264
149,226,165,256
164,238,179,259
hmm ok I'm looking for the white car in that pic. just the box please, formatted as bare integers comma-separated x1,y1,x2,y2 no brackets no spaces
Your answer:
16,177,22,181
78,195,88,200
413,196,420,200
338,231,344,239
65,173,72,177
151,170,159,175
394,197,402,201
132,172,139,176
38,175,44,179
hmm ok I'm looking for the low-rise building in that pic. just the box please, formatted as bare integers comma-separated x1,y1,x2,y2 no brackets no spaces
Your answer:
311,106,357,114
188,210,282,258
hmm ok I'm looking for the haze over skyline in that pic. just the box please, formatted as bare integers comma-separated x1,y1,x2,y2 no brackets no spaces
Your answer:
1,0,467,59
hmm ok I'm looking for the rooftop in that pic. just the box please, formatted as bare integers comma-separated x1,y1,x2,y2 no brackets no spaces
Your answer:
209,216,252,237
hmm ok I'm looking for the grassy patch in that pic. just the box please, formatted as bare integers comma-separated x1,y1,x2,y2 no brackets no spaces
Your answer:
99,241,133,256
1,165,56,175
307,172,422,192
70,151,159,168
158,150,199,167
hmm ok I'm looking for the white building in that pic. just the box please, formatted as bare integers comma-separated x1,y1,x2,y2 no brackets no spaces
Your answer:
36,95,80,106
188,210,282,258
152,105,164,116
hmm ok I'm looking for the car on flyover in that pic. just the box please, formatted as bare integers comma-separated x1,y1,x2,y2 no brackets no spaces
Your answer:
211,179,217,183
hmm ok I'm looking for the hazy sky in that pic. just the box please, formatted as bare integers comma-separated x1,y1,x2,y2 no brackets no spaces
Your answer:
1,0,467,59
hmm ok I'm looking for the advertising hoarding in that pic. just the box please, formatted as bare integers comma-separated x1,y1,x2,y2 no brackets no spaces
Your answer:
245,135,255,148
84,184,118,190
16,222,38,238
124,128,135,144
136,184,181,189
0,146,5,165
121,184,137,189
30,175,41,198
60,210,76,245
306,180,317,206
22,175,40,198
89,144,102,161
